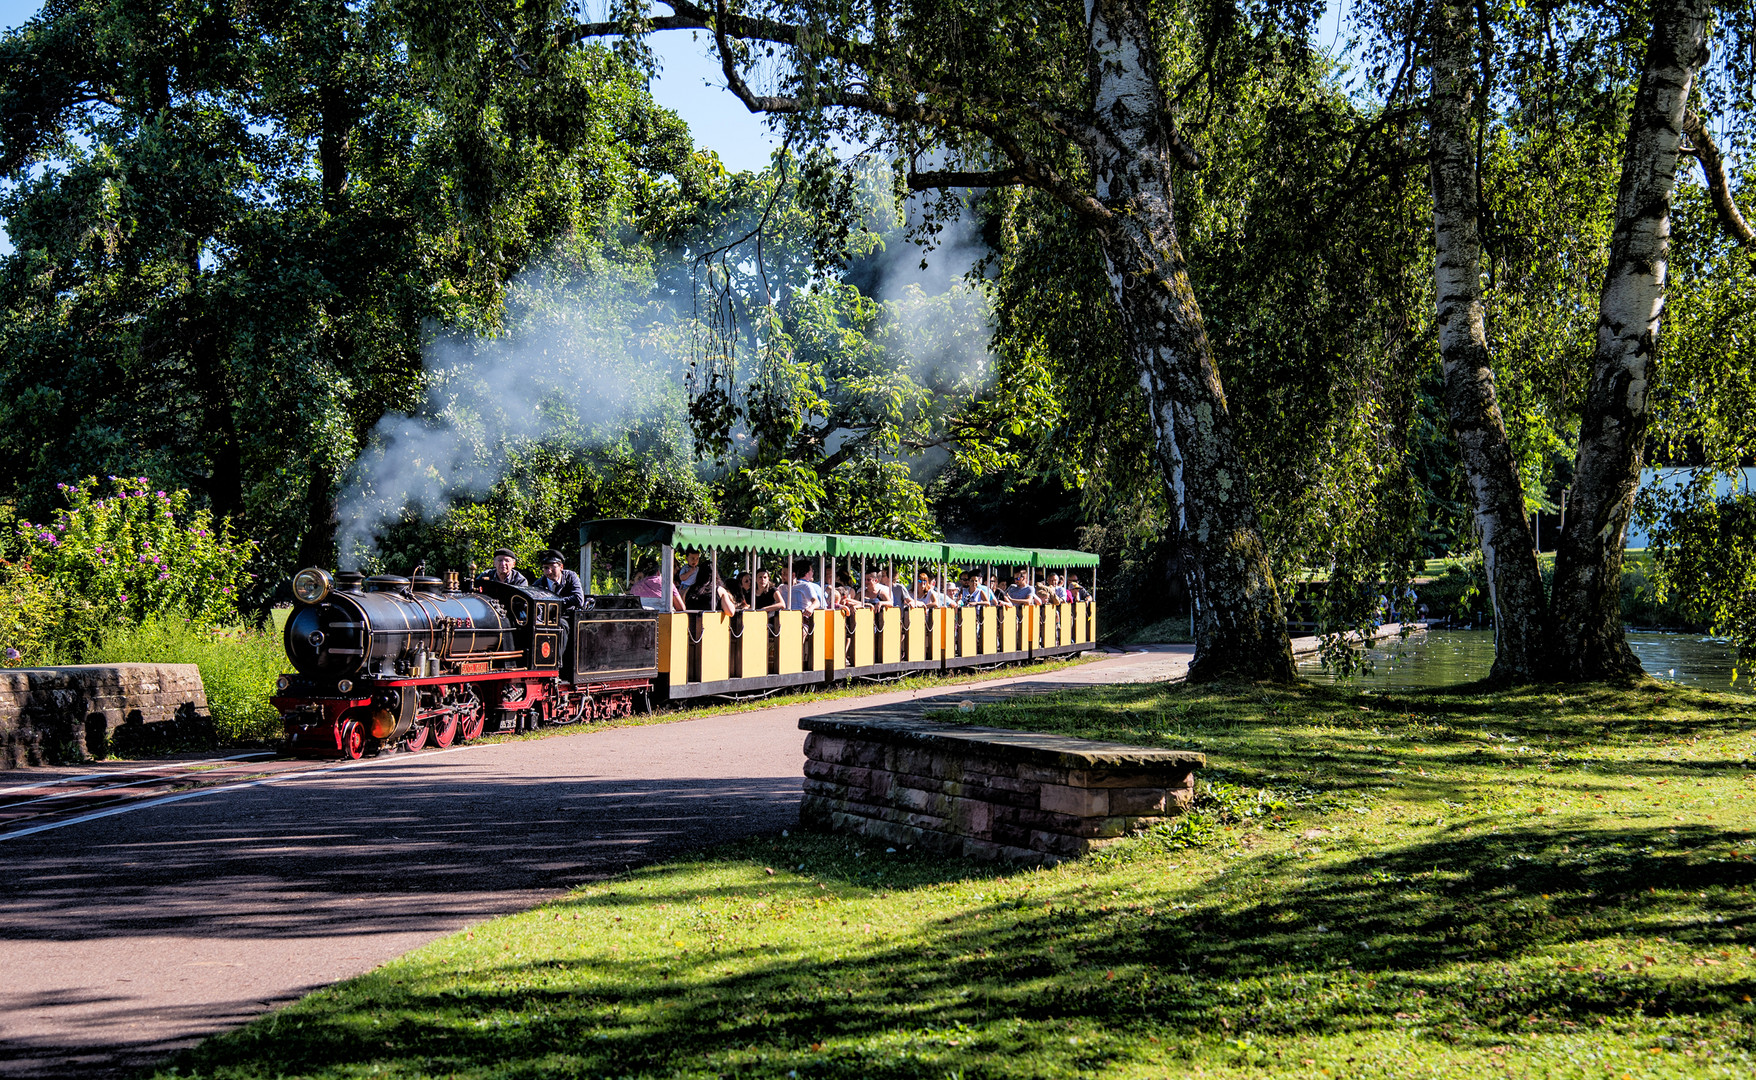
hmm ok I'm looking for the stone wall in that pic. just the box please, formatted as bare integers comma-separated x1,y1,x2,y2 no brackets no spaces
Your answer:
0,665,210,765
798,714,1204,864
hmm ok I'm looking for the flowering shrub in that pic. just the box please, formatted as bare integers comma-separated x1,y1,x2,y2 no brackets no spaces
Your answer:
2,477,255,662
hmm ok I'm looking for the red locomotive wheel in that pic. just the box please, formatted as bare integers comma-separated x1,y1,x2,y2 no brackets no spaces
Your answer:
338,719,365,761
459,703,485,742
431,709,459,749
403,720,429,753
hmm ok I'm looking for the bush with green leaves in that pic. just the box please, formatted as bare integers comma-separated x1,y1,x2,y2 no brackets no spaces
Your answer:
7,476,254,661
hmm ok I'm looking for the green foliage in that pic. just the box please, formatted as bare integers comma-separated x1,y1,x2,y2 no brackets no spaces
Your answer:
6,477,252,661
86,617,286,743
1641,487,1756,674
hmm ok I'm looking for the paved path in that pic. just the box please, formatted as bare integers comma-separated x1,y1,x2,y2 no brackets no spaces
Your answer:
0,648,1192,1078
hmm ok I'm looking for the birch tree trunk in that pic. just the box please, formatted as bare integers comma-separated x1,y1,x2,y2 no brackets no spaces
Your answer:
1426,0,1548,681
1085,0,1295,682
1548,0,1709,680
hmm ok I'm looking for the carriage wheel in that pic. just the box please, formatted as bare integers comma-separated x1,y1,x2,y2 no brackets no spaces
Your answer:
403,720,429,753
431,709,459,749
337,719,365,760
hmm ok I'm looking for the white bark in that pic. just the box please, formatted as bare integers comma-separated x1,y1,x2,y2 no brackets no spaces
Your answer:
1550,0,1709,679
1427,0,1548,681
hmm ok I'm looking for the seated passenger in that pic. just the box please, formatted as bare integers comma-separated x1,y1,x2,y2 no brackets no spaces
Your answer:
1067,575,1092,602
787,559,827,613
880,568,918,608
477,547,530,588
685,571,738,615
863,571,895,607
746,569,785,611
916,572,955,608
627,558,686,611
984,573,1015,607
534,550,586,609
1007,569,1040,605
676,550,703,591
1046,573,1069,603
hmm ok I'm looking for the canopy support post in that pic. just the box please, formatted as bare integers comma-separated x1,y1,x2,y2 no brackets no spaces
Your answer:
581,542,592,594
661,544,674,609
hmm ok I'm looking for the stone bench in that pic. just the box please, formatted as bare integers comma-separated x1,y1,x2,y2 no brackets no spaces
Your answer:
798,714,1204,864
0,665,210,765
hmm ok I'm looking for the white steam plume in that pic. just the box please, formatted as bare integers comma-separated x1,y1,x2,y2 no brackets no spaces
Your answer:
333,265,684,567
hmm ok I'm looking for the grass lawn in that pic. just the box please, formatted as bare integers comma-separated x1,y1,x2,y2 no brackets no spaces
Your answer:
156,677,1756,1079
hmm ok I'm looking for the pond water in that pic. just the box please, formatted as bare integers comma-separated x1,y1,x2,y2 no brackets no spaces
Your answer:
1297,628,1751,694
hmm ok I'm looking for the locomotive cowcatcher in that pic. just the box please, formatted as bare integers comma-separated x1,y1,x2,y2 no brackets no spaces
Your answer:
273,568,658,759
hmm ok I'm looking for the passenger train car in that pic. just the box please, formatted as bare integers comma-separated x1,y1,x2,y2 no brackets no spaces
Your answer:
272,519,1099,758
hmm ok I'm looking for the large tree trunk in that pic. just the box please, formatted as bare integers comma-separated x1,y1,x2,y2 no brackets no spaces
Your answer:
1426,0,1548,681
1085,0,1295,682
1548,0,1709,680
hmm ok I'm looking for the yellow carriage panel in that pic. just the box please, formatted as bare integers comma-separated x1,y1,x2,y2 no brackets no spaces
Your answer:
776,609,804,675
657,612,688,675
879,606,901,664
738,610,769,676
698,612,731,683
852,607,875,668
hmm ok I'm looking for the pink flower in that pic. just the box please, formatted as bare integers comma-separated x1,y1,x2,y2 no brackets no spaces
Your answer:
138,555,149,563
119,594,128,602
155,491,165,498
158,572,170,580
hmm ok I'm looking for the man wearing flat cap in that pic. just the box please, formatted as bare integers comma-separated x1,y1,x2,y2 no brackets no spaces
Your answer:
534,550,586,610
477,548,529,588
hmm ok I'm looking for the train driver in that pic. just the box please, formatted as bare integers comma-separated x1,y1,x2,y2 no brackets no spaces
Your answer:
478,548,529,587
535,550,586,610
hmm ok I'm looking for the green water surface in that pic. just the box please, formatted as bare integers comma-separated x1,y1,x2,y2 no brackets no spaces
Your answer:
1298,628,1750,694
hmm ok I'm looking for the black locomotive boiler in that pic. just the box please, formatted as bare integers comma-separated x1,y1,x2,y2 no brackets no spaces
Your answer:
274,568,659,759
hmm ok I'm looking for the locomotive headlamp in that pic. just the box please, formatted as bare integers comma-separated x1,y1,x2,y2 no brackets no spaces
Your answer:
292,568,333,604
336,678,353,694
275,675,290,691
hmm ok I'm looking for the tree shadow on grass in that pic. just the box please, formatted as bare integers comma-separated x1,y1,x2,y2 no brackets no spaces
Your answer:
160,820,1756,1080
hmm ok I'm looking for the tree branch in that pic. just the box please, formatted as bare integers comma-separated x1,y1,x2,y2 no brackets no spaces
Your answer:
1681,108,1756,248
705,0,1109,222
559,13,701,44
907,167,1027,189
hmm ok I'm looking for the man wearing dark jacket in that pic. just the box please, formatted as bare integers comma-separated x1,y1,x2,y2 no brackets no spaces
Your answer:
477,548,529,588
534,550,586,610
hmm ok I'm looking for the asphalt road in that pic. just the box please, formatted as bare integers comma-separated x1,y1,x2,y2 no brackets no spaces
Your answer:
0,648,1193,1079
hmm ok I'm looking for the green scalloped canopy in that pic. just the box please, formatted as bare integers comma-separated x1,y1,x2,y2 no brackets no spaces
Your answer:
576,520,1099,569
1031,547,1101,569
942,542,1039,568
826,534,945,561
577,519,829,556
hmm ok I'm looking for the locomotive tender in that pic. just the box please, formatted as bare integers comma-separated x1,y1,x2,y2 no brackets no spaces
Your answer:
273,519,1099,759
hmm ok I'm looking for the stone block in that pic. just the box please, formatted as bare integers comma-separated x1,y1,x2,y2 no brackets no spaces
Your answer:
1039,783,1107,817
797,713,1203,864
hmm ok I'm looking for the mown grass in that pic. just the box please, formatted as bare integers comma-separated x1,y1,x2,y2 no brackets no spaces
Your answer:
155,677,1756,1079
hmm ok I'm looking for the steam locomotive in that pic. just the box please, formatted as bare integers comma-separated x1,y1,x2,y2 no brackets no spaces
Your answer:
273,568,658,759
